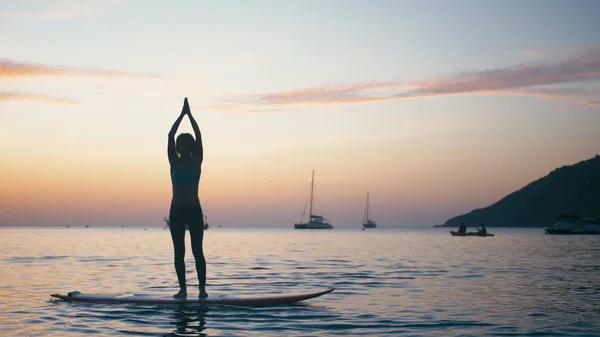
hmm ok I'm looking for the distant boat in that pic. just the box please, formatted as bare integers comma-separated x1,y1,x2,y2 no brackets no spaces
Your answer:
545,215,600,235
163,215,209,230
450,231,495,237
362,191,377,229
294,170,333,229
204,215,210,230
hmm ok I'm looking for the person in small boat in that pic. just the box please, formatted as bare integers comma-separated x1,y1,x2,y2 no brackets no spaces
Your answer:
477,222,487,235
167,97,207,298
458,222,467,234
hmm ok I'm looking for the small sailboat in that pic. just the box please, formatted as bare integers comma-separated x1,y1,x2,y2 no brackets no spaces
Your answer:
203,214,210,230
163,215,209,230
294,170,333,229
362,191,377,229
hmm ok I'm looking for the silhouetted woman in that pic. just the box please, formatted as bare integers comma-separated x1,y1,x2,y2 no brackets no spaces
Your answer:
168,97,207,298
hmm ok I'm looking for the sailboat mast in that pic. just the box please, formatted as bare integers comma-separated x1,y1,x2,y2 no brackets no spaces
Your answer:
309,169,315,218
366,191,370,221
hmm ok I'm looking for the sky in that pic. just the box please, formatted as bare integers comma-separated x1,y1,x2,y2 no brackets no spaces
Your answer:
1,0,600,227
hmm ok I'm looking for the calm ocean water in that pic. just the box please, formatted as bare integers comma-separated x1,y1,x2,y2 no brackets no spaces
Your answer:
0,227,599,337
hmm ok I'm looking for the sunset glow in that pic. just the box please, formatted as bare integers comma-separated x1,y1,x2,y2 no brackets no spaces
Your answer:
1,0,599,227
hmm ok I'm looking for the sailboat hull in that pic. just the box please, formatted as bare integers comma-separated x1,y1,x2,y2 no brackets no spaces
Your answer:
295,223,333,229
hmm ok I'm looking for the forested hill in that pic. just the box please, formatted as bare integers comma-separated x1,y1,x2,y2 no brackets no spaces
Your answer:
443,155,600,227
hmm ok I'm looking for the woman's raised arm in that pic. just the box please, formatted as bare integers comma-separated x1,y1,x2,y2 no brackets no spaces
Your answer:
185,98,203,165
167,99,187,164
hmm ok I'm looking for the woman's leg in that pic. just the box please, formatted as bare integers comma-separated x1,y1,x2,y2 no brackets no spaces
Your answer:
169,207,187,297
188,205,207,297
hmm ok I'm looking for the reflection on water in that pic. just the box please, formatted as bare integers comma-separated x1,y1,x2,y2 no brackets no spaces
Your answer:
0,227,599,336
166,305,208,337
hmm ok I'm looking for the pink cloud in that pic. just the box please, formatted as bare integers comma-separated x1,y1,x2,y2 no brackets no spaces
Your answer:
203,104,299,115
243,45,600,107
523,49,544,57
582,99,600,107
506,48,545,58
0,59,146,78
0,91,78,105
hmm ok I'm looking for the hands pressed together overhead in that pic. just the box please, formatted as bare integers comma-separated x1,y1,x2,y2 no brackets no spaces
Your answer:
181,97,191,116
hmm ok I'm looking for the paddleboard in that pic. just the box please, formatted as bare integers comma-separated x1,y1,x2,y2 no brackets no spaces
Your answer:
50,288,334,306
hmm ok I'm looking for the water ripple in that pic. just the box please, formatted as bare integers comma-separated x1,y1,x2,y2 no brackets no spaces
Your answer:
0,227,599,336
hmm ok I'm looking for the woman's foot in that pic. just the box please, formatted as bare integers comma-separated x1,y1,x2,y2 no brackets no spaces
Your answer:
173,289,187,298
199,289,208,298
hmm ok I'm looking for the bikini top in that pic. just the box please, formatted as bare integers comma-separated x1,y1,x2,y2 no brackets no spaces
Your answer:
171,160,200,185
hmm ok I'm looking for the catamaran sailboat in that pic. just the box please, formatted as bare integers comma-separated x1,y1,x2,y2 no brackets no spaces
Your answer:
294,170,333,229
362,191,377,229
